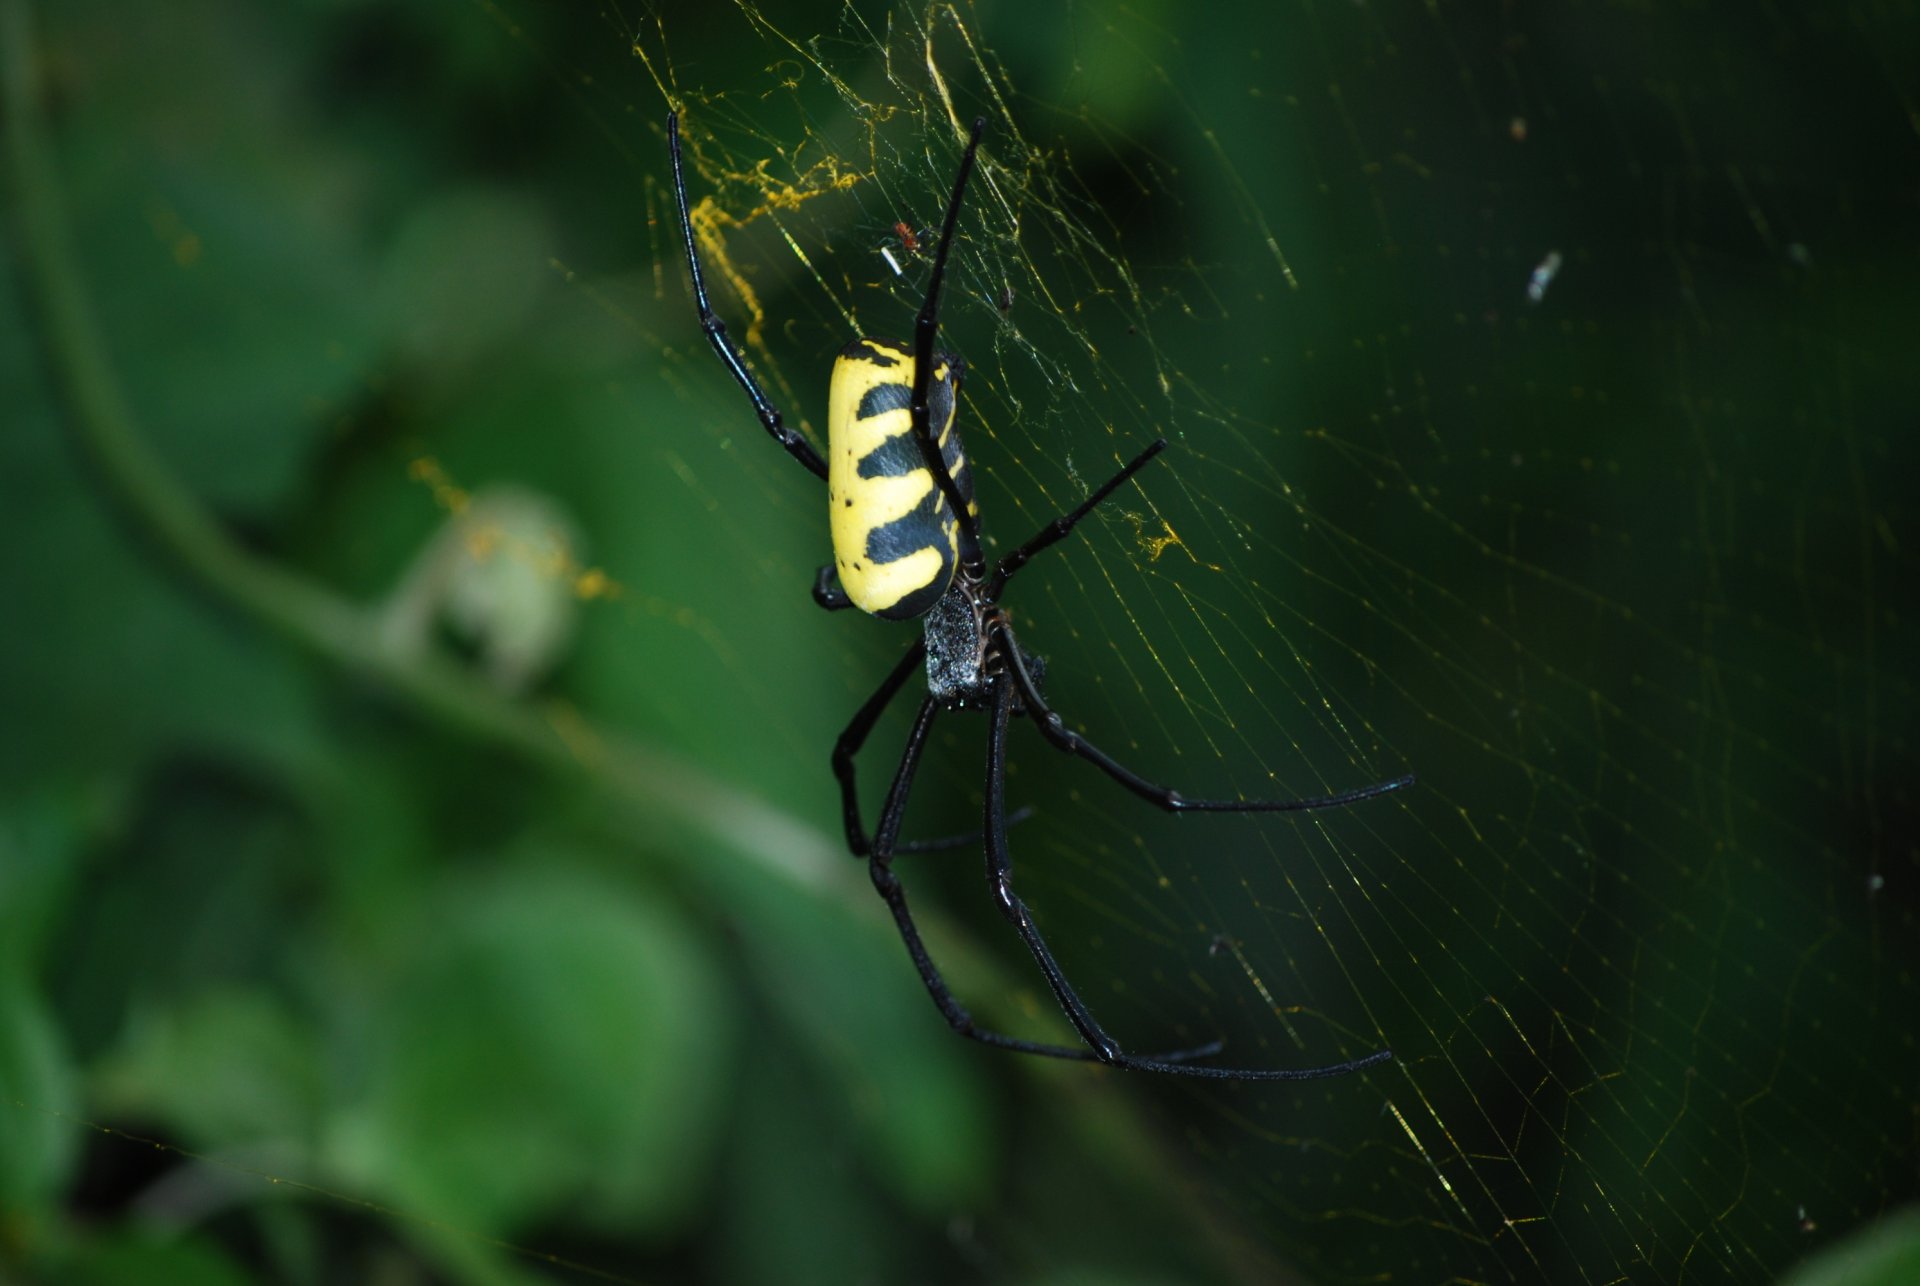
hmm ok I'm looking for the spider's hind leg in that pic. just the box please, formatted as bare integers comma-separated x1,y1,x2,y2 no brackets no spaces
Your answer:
867,693,1211,1063
994,621,1413,815
979,675,1392,1081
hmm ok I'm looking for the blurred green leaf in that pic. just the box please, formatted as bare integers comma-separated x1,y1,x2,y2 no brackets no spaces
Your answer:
92,987,324,1150
0,788,104,976
0,971,78,1213
54,1230,255,1286
715,1042,905,1286
377,190,555,382
53,1,385,514
1780,1210,1920,1286
0,794,82,1233
52,768,313,1060
326,861,736,1239
0,344,323,789
699,855,1000,1216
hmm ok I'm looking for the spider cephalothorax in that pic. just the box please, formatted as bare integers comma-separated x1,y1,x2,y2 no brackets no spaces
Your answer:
922,573,1046,710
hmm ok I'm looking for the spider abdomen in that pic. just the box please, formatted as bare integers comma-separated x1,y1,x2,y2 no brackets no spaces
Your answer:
827,338,976,621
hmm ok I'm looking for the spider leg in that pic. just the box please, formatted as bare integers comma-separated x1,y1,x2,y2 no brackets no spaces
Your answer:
994,623,1414,813
907,117,989,574
666,111,829,481
830,638,1031,857
896,806,1035,856
981,676,1392,1081
989,438,1167,596
832,639,927,856
865,696,1134,1061
812,565,854,612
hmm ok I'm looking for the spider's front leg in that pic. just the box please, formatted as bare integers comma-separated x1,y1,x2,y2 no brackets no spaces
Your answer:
667,110,829,482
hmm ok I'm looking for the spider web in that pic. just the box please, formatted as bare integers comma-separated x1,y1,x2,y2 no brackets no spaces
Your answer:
6,0,1914,1282
619,3,1917,1279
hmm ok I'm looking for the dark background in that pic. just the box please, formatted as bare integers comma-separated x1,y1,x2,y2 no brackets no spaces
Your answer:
4,0,1916,1282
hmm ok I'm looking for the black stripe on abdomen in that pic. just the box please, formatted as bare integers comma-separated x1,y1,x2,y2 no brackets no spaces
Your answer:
856,426,925,479
866,488,953,565
853,402,971,503
855,381,912,421
863,489,956,620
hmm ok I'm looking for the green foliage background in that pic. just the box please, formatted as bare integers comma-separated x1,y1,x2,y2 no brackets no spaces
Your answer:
4,0,1917,1283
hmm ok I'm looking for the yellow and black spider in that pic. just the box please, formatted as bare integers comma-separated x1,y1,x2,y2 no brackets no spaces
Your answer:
667,111,1411,1081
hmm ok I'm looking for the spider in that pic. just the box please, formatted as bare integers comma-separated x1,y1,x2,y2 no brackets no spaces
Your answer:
666,111,1412,1081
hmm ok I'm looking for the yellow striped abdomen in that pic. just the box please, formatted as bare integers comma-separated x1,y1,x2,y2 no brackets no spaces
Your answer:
826,338,976,620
